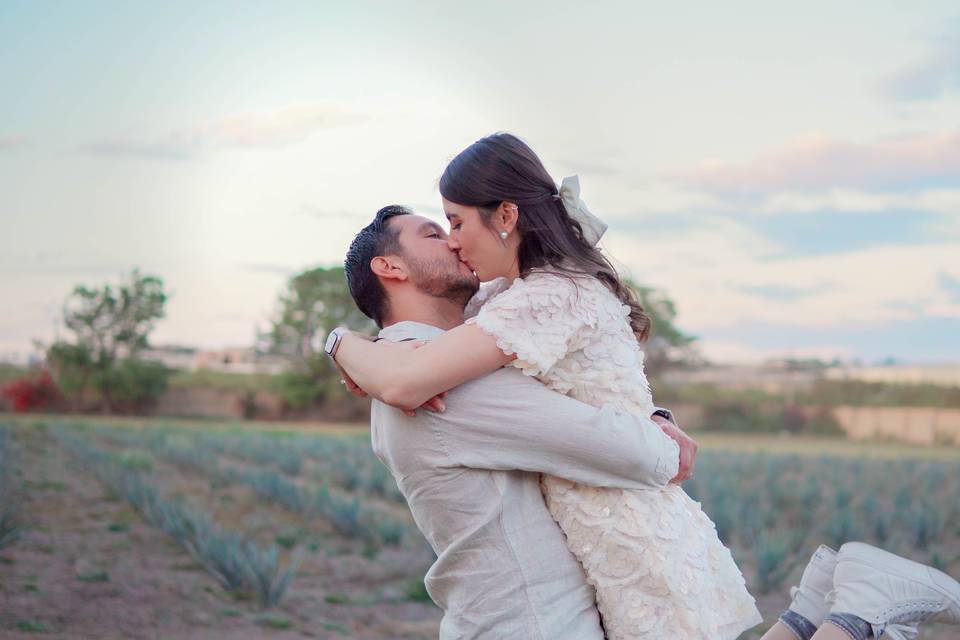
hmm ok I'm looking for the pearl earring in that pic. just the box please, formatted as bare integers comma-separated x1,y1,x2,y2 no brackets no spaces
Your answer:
500,231,508,240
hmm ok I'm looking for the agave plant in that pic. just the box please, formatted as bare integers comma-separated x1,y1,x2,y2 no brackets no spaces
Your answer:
51,424,299,608
0,425,20,550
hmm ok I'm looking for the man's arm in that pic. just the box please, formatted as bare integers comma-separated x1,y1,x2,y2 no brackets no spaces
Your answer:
426,367,680,490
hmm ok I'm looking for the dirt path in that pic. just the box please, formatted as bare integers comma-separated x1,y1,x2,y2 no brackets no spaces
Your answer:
0,425,441,639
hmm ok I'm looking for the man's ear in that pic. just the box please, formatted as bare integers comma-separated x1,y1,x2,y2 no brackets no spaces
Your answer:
498,202,519,234
370,255,409,282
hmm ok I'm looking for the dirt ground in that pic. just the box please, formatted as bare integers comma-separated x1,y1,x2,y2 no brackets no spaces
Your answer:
1,420,957,639
0,425,441,639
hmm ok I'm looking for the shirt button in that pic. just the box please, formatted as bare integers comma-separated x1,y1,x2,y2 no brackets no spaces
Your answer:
601,507,611,517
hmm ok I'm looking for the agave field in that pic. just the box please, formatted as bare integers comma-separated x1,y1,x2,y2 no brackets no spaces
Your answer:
0,418,958,639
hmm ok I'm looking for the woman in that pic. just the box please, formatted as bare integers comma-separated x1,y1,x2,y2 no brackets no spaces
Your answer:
333,133,960,640
335,132,760,638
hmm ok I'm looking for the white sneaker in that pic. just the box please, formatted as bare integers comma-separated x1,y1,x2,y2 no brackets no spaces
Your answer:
830,541,960,640
787,545,838,627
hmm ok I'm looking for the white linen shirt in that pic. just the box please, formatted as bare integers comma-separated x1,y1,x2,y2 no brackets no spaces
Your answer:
369,321,680,639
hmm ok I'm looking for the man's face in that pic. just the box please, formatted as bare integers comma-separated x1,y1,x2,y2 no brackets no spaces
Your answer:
391,214,480,305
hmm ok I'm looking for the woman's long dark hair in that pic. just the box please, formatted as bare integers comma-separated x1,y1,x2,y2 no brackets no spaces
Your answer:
439,132,651,343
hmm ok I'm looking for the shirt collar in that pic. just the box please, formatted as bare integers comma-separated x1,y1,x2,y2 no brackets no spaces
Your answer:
378,320,445,342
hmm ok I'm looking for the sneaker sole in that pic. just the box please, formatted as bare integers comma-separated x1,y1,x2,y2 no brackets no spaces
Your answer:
838,542,960,623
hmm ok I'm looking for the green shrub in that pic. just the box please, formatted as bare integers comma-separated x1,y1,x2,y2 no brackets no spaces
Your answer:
94,359,170,414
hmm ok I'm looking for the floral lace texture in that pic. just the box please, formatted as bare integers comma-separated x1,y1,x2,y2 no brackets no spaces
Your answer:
466,271,763,640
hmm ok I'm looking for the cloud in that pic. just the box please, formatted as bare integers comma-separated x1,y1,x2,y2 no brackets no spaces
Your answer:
671,130,960,193
736,284,823,302
237,263,297,277
749,187,960,217
881,31,960,101
0,135,27,150
607,210,960,334
82,104,369,160
292,203,371,221
556,158,620,177
940,272,960,303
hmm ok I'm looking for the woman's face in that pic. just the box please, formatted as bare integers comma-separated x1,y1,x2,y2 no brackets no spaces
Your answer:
442,197,519,282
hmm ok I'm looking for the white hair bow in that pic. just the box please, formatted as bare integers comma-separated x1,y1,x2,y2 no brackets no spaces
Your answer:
557,175,607,246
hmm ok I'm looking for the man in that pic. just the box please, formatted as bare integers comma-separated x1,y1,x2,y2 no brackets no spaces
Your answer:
330,205,693,639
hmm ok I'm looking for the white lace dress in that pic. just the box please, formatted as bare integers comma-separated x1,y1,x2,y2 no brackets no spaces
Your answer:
464,270,762,640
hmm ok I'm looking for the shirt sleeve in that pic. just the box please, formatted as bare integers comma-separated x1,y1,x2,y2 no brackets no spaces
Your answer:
466,272,593,378
426,367,680,490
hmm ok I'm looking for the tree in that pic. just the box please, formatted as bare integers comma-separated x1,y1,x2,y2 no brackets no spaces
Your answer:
627,280,698,377
46,268,170,413
261,266,374,411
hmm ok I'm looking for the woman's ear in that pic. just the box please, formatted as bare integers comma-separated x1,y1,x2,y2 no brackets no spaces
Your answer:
499,202,519,234
370,256,408,282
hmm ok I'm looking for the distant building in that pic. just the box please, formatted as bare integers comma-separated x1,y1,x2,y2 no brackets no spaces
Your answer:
661,363,823,394
825,365,960,387
140,345,198,371
663,362,960,392
140,345,289,375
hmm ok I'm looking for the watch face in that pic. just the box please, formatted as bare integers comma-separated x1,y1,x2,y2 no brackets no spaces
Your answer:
324,331,338,355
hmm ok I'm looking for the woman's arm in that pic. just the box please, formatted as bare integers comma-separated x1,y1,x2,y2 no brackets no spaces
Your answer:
334,323,515,411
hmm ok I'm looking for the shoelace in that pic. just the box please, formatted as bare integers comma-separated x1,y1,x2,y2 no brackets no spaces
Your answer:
883,600,945,624
877,621,920,640
872,601,946,640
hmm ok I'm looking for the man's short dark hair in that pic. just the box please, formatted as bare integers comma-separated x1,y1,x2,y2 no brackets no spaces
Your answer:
344,205,411,328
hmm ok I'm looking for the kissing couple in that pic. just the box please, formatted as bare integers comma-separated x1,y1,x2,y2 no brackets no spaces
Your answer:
326,133,960,640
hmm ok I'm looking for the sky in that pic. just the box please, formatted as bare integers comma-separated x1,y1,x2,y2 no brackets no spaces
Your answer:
2,1,959,365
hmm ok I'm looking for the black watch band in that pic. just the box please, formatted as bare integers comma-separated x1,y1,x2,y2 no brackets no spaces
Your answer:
651,407,676,425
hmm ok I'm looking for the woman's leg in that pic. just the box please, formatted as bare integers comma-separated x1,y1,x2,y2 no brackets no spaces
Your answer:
761,546,838,640
765,541,960,640
759,616,873,640
810,623,865,639
760,621,811,640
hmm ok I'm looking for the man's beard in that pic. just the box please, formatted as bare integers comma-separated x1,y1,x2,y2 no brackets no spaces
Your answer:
405,254,480,308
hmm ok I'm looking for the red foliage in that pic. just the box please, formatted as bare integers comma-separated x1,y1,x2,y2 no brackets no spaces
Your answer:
1,368,61,413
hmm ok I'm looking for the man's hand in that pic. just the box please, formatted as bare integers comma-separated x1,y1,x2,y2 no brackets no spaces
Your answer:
334,361,367,398
651,415,697,484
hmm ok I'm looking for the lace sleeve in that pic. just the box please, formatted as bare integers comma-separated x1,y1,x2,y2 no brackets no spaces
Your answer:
464,277,511,320
465,272,594,378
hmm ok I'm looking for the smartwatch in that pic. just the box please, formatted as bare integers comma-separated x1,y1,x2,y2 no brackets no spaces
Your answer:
324,327,349,360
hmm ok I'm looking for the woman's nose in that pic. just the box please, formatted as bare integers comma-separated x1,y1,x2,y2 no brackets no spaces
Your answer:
446,234,460,250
